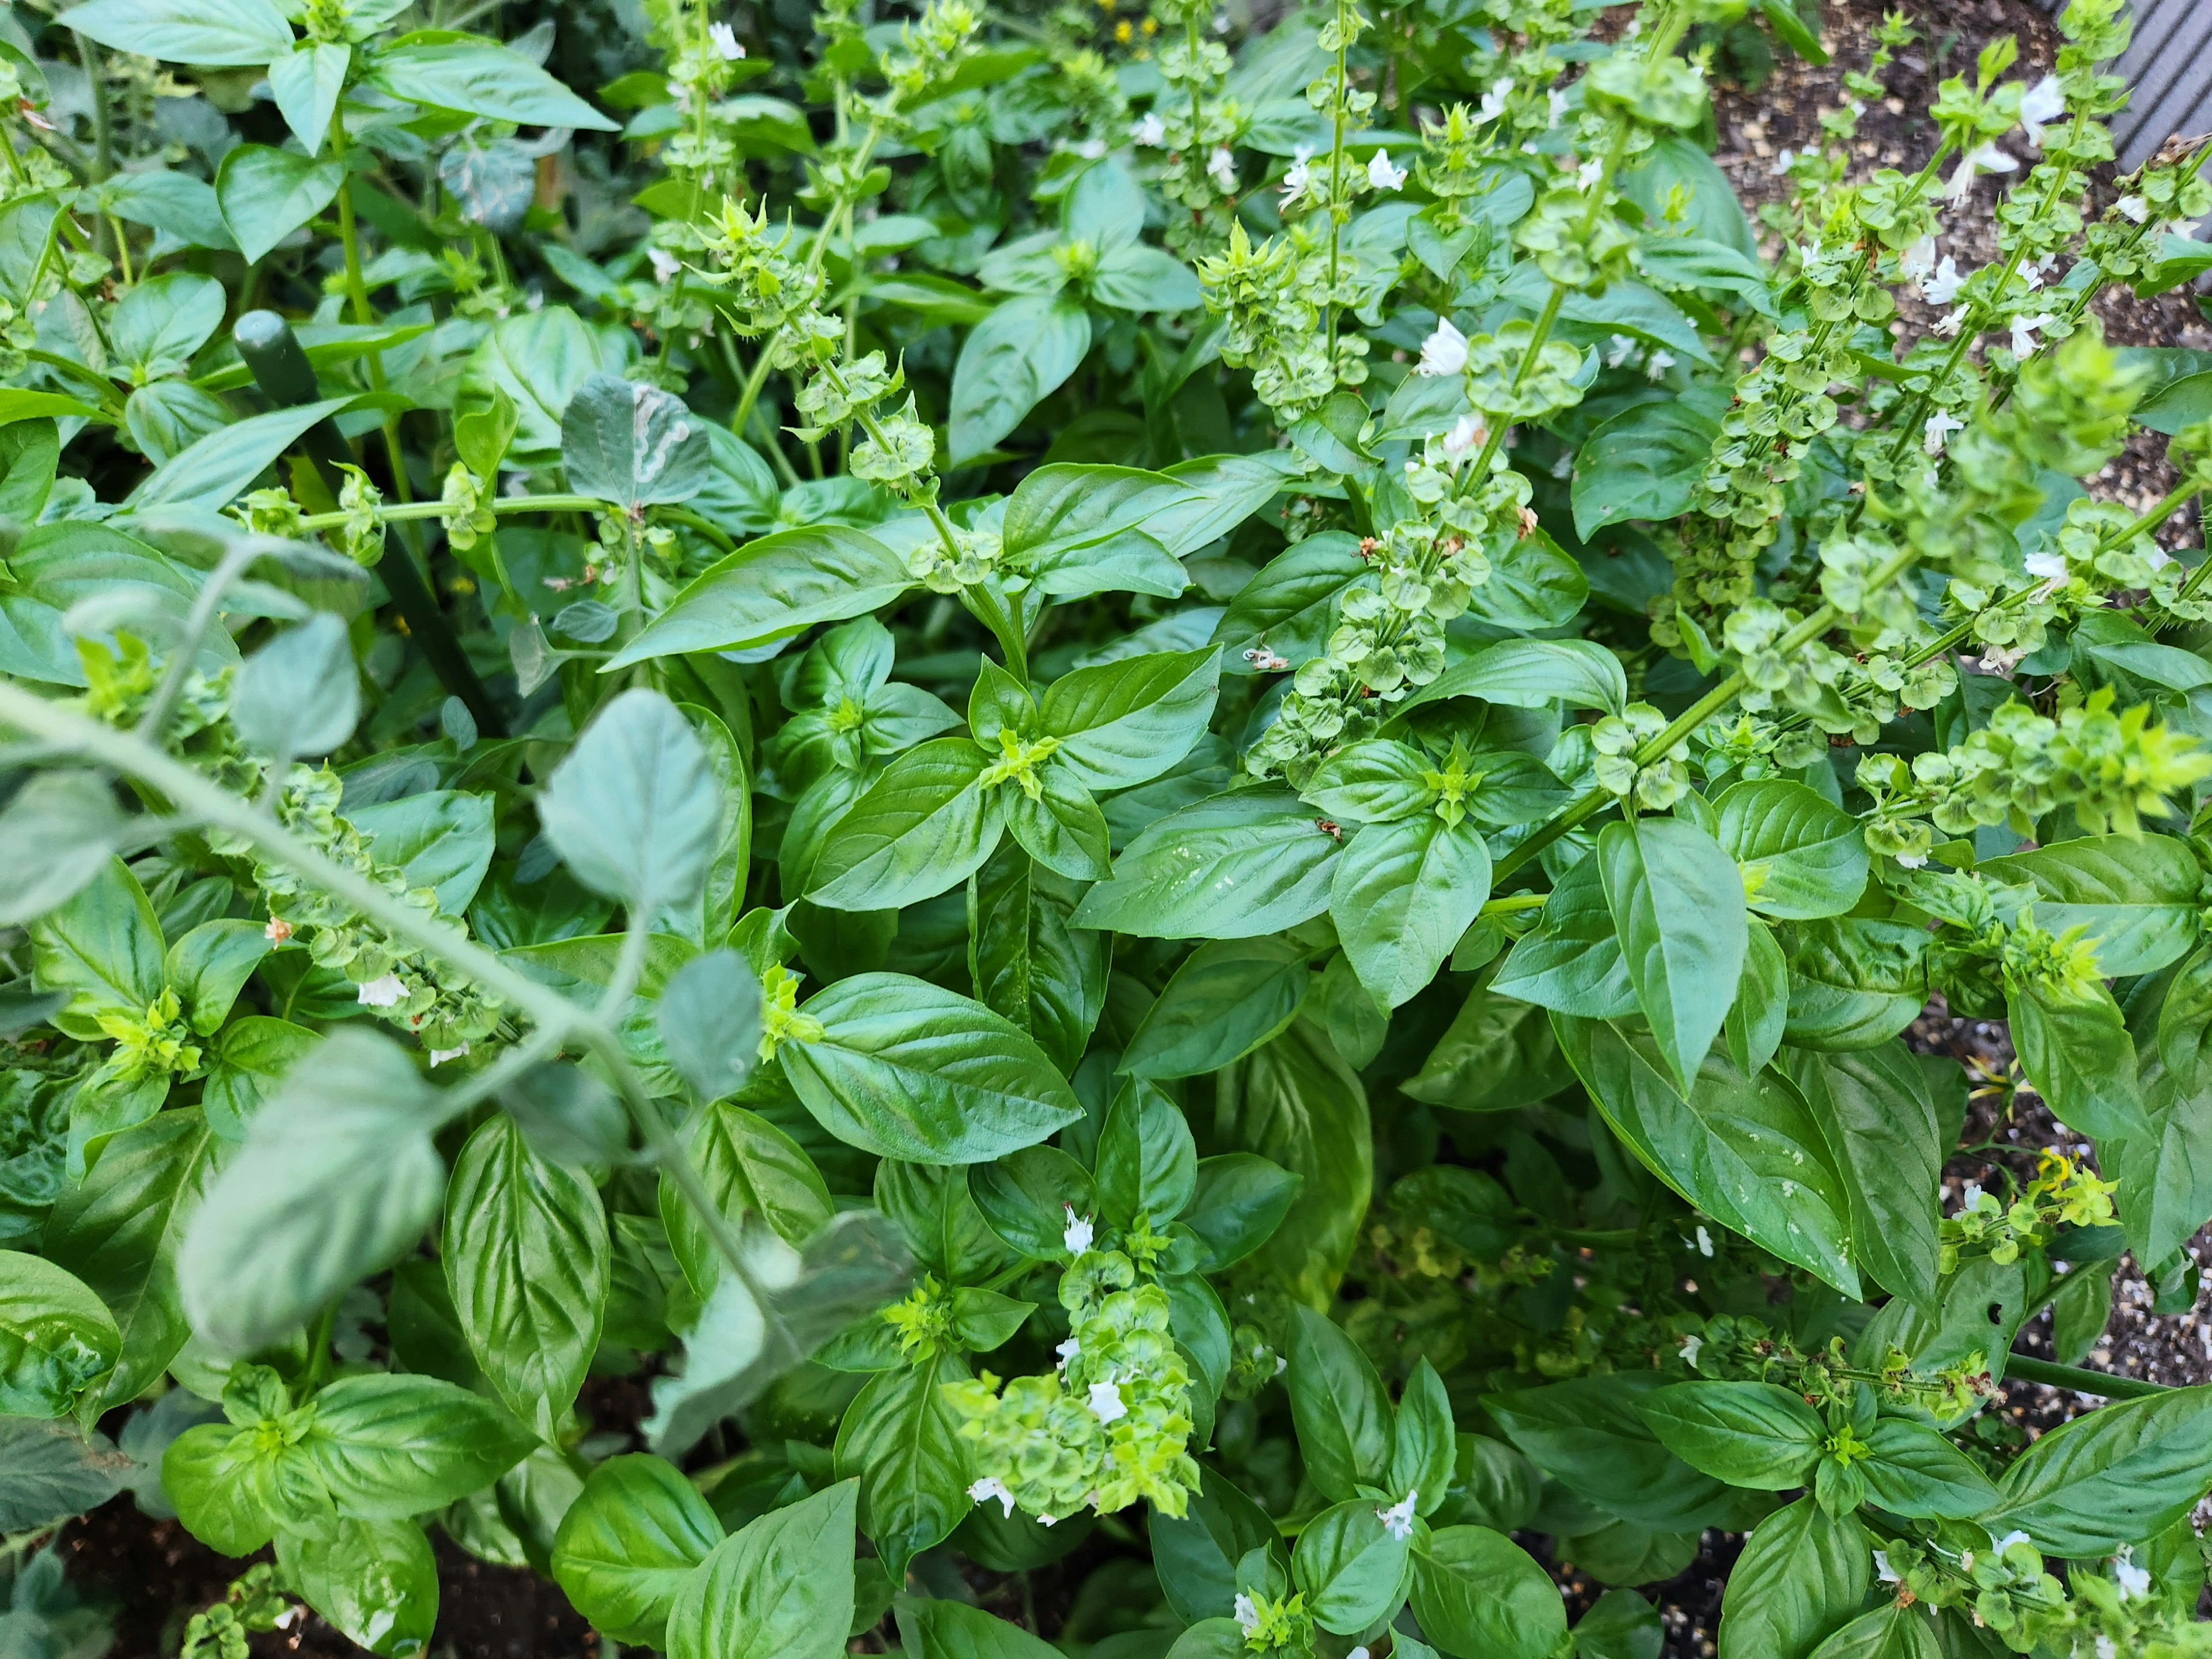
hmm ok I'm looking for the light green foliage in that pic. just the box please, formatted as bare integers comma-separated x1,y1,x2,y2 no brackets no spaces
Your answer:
0,0,2208,1653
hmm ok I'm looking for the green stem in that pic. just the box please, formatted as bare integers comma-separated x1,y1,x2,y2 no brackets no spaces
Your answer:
0,685,771,1300
1496,545,1921,882
73,32,112,185
2003,1354,2166,1400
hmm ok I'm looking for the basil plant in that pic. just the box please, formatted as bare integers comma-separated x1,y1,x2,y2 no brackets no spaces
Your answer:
1,0,2210,1651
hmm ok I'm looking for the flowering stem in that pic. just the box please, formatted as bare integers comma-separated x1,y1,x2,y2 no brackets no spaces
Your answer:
0,681,772,1307
1493,544,1921,881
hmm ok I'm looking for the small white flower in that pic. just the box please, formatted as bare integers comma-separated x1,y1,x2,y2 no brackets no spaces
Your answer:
1440,413,1486,460
1576,156,1604,191
1768,146,1795,178
1644,349,1676,381
1894,851,1928,870
2146,546,2175,572
1945,141,2017,203
1695,1225,1714,1257
357,974,407,1009
1074,138,1106,160
1377,1490,1418,1540
2025,546,2069,582
1605,333,1639,369
1063,1206,1094,1255
1963,1184,1987,1209
2118,194,2150,224
1088,1379,1127,1423
1056,1336,1081,1370
1991,1531,2028,1551
1847,98,1866,117
1416,316,1469,377
1130,112,1166,147
968,1476,1016,1517
1279,146,1315,205
1680,1333,1703,1365
1934,304,1969,338
1367,150,1407,191
1923,410,1964,455
1475,76,1512,124
647,247,683,284
2010,310,2059,358
1899,234,1938,282
1038,1512,1058,1527
2114,1548,2152,1599
1546,88,1567,128
429,1043,469,1067
707,20,745,59
1874,1549,1899,1584
2097,1638,2118,1659
1233,1594,1260,1635
2157,217,2204,242
1207,147,1237,193
2018,74,2065,149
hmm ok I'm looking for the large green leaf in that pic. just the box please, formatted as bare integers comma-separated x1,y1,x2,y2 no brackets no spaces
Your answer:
1071,789,1342,940
177,1028,451,1353
1120,937,1310,1080
949,294,1091,463
666,1480,856,1659
783,972,1084,1164
1331,815,1491,1010
833,1351,970,1578
59,0,291,67
551,1454,725,1649
304,1373,536,1518
443,1114,609,1443
1599,817,1748,1089
1714,780,1868,921
0,1251,119,1418
1554,1016,1859,1294
968,843,1108,1076
1220,1021,1370,1308
1484,1373,1747,1532
1572,400,1721,540
1983,1384,2212,1556
371,40,619,130
806,738,1001,911
1286,1305,1394,1501
41,1108,220,1411
1409,1527,1569,1659
539,689,724,917
1717,1497,1867,1659
658,1101,835,1294
609,527,915,668
1782,1043,1941,1308
1980,835,2206,977
1639,1381,1822,1490
214,145,344,264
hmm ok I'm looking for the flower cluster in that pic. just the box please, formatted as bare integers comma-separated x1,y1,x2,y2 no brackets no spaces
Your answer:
945,1243,1200,1522
1938,1152,2118,1273
1245,442,1525,783
1858,687,2210,864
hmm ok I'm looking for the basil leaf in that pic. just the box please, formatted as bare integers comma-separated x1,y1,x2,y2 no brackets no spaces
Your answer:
551,1453,725,1649
666,1479,857,1659
444,1114,610,1444
783,972,1082,1164
1599,816,1748,1091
